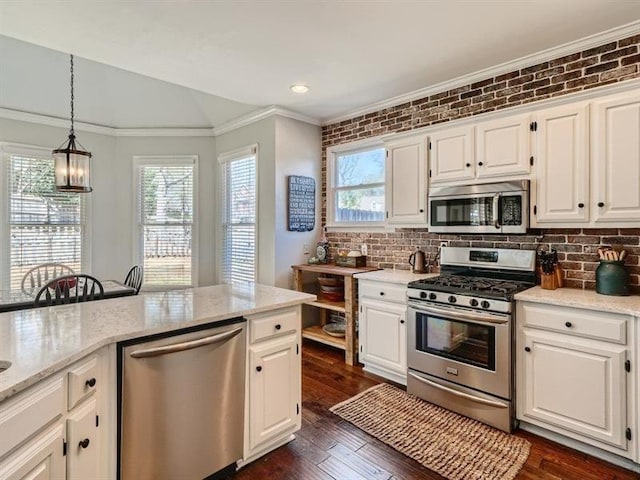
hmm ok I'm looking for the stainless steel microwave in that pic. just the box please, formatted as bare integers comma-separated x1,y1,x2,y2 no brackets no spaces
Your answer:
428,180,529,234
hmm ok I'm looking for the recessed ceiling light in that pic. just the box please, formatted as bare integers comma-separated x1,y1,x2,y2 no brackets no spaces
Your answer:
290,84,309,94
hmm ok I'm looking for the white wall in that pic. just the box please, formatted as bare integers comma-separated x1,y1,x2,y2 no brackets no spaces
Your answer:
274,116,321,288
0,117,217,286
1,114,321,289
214,115,321,288
214,117,277,285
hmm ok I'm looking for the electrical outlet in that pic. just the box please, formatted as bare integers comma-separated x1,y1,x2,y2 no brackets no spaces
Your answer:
440,241,448,248
361,243,368,256
303,243,310,255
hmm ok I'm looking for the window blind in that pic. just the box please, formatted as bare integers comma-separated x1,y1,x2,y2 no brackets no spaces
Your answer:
6,154,85,289
221,154,256,283
138,163,194,287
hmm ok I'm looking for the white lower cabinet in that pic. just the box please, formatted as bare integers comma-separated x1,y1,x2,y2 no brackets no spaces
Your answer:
243,307,301,464
65,399,99,480
359,280,408,385
0,349,110,480
0,424,65,480
517,301,637,462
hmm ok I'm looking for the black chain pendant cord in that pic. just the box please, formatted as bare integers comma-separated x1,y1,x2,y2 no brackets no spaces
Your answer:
70,54,75,137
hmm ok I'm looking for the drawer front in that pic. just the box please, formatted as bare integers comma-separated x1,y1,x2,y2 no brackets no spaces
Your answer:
250,308,298,343
68,357,99,410
0,377,64,458
360,280,407,304
520,302,627,344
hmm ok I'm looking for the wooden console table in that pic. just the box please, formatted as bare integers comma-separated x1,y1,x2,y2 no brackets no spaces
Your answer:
291,263,378,365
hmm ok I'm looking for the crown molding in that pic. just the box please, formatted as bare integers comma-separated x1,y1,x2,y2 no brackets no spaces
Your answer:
322,20,640,126
0,105,320,137
212,105,320,136
0,107,118,135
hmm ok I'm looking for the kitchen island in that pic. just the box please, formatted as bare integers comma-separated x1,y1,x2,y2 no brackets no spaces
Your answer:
0,283,315,480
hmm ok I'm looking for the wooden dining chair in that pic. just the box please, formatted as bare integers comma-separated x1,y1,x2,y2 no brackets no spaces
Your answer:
34,274,104,307
22,263,76,293
124,265,143,294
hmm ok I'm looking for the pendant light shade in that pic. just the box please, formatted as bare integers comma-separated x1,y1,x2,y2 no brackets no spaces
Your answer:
53,54,93,193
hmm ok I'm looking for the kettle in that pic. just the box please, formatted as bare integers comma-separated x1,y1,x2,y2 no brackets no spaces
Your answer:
409,248,429,273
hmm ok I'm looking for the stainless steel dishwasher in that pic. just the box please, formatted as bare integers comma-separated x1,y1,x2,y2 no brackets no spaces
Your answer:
118,318,246,480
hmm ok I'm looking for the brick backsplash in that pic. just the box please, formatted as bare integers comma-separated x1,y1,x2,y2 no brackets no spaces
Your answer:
327,229,640,292
320,33,640,292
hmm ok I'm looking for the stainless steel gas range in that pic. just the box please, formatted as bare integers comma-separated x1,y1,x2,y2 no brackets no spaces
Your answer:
406,247,536,432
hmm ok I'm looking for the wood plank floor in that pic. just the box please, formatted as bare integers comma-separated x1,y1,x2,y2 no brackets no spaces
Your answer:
233,341,639,480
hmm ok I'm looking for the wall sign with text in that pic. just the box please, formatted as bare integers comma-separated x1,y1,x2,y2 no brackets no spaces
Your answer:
287,175,315,232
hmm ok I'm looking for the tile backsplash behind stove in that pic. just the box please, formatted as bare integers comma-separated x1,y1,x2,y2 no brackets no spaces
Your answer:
326,228,640,292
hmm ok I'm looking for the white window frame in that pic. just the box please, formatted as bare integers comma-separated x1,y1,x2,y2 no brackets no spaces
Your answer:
326,138,387,230
0,142,92,289
133,155,199,290
217,144,259,284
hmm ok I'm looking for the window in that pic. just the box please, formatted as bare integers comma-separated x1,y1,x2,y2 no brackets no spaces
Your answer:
135,156,196,288
328,144,386,225
0,144,88,290
219,145,257,283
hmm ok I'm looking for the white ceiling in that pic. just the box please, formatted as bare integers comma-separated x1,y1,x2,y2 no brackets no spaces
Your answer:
1,0,639,128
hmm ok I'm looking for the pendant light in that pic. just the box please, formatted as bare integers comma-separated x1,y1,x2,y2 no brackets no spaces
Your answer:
53,54,93,193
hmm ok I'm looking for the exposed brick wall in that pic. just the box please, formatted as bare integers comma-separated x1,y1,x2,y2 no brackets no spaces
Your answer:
321,33,640,292
326,228,640,293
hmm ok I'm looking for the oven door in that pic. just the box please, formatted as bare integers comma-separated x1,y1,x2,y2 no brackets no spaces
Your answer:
407,303,511,399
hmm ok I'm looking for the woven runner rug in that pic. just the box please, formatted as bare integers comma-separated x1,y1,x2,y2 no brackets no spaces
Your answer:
330,383,530,480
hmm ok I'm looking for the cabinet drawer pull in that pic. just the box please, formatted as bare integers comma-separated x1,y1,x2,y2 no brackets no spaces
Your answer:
275,324,281,330
85,378,96,388
524,347,531,352
79,438,90,449
256,366,262,372
565,321,573,328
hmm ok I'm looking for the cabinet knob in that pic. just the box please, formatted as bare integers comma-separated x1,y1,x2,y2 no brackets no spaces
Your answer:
380,291,385,296
465,163,471,167
275,324,281,330
78,438,90,449
598,202,605,207
419,209,424,213
524,347,531,352
478,162,484,166
565,321,573,328
85,378,96,388
578,203,584,208
400,319,405,324
256,366,262,372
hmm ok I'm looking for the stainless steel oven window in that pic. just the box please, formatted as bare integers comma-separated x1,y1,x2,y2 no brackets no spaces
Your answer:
414,311,496,370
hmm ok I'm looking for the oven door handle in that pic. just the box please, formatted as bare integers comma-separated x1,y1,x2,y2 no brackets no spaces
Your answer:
408,304,508,325
493,193,501,230
408,372,508,409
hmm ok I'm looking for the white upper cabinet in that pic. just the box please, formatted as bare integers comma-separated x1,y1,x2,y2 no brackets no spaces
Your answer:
429,126,475,184
532,89,640,228
533,102,590,224
476,114,531,179
385,134,428,225
591,91,640,225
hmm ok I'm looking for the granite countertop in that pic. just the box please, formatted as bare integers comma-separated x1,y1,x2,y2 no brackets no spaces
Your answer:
515,286,640,316
0,283,316,402
354,269,438,284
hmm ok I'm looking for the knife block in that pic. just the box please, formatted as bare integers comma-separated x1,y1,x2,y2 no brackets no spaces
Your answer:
541,272,559,290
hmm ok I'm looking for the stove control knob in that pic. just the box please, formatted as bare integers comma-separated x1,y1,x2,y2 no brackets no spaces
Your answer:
448,296,457,304
481,300,490,309
428,293,437,300
469,299,479,307
420,291,427,299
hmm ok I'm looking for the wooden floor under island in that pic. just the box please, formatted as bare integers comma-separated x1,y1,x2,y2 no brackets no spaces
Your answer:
233,341,639,480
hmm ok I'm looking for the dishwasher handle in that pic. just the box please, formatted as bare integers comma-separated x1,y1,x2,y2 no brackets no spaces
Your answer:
129,327,244,358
